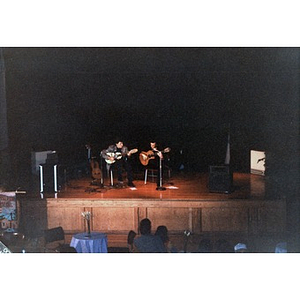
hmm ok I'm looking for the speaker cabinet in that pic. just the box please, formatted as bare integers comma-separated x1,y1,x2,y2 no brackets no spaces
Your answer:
209,165,232,193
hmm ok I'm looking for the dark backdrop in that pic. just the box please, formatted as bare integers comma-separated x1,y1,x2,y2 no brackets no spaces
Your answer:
2,48,299,191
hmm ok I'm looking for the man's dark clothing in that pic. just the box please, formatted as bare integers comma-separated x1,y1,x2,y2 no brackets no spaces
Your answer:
133,234,167,253
102,144,134,185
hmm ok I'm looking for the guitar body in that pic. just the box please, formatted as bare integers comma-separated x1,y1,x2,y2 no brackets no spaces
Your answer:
139,147,171,166
139,151,155,166
90,159,101,180
105,152,122,164
105,148,138,164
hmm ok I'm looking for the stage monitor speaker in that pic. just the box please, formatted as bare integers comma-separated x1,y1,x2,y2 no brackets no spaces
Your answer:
209,165,232,193
39,164,58,193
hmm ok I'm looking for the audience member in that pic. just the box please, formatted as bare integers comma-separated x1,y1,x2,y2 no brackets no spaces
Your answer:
197,238,213,253
127,230,137,253
275,242,287,253
133,218,167,253
155,225,177,253
214,239,234,253
234,243,248,253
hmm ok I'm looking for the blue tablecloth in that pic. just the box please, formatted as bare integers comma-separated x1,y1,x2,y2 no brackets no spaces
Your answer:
70,232,108,253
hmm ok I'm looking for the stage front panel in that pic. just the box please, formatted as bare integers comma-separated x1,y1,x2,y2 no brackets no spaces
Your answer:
47,206,83,231
201,207,248,232
92,207,137,232
147,207,191,232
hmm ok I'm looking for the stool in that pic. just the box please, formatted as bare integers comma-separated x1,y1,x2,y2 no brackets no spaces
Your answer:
144,168,158,184
144,167,172,184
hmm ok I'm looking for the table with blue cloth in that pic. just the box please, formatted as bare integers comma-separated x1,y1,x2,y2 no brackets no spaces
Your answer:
70,232,108,253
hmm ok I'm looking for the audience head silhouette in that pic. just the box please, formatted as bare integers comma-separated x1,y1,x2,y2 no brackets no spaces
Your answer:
127,230,136,245
155,225,169,243
133,218,167,253
234,243,248,253
198,238,213,253
139,218,152,235
275,242,287,253
215,239,234,253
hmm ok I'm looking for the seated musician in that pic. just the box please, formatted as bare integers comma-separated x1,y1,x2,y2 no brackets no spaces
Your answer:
102,140,136,187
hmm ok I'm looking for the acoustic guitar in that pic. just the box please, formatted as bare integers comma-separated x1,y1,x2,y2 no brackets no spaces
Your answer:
90,158,102,180
105,148,138,164
139,147,171,166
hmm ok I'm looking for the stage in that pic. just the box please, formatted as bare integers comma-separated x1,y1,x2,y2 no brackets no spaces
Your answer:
52,171,265,201
12,170,288,252
18,171,279,252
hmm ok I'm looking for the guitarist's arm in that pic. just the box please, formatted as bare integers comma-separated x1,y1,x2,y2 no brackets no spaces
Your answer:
124,147,138,158
151,148,163,160
122,146,130,157
157,151,163,159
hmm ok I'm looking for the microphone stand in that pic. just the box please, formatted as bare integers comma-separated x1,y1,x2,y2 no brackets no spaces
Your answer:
156,153,166,191
99,150,104,187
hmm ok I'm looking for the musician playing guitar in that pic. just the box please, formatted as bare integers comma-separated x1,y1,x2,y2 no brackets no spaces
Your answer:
102,140,137,187
140,141,170,189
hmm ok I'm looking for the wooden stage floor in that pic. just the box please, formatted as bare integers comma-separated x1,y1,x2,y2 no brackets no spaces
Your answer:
51,171,265,201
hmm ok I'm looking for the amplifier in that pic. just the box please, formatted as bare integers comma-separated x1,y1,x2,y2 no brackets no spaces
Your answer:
209,165,232,193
